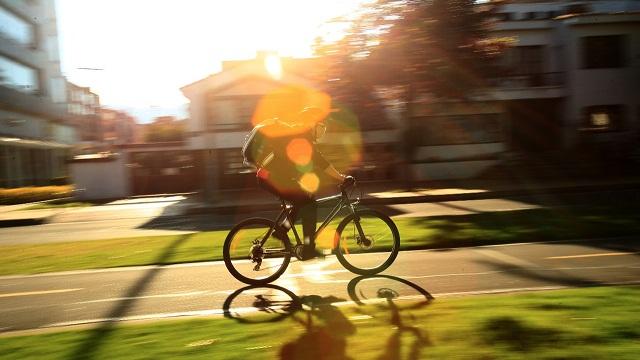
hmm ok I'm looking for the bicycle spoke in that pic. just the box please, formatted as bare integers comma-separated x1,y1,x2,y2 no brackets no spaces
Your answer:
223,218,291,284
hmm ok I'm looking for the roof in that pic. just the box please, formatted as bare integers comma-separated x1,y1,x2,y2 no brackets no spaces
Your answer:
180,55,324,97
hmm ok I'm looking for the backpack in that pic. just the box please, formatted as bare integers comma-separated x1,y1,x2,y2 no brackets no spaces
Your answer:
241,123,271,168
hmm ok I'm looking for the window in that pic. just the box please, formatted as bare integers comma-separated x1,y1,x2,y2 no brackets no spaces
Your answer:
504,46,544,76
0,55,40,94
582,35,626,69
206,97,255,131
220,148,252,175
416,114,503,146
497,12,512,21
0,6,35,46
581,105,624,132
565,4,590,15
236,96,259,123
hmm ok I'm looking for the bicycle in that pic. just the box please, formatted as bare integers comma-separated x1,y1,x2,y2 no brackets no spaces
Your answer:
223,178,400,285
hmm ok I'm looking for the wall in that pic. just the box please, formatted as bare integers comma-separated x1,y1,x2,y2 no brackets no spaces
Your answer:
561,16,640,147
70,155,130,200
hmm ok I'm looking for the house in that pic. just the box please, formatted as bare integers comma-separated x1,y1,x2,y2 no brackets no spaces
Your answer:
0,0,75,187
181,52,397,200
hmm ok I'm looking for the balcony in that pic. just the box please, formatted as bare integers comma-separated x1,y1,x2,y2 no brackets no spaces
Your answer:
490,72,565,100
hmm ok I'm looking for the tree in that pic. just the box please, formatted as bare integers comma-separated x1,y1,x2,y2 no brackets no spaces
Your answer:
315,0,510,187
144,117,185,142
316,0,508,97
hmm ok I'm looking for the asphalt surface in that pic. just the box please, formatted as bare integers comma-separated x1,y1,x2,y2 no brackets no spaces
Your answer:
1,237,639,334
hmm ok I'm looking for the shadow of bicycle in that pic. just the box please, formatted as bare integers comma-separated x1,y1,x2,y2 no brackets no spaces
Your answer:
222,275,434,359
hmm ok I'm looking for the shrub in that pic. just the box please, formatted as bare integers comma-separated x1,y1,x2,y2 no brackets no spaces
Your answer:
0,185,74,205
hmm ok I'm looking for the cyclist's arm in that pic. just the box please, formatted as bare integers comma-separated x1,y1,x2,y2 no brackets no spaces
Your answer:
311,144,346,182
324,164,346,182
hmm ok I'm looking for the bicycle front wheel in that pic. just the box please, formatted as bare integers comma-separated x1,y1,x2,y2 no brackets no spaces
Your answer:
335,209,400,275
223,218,291,285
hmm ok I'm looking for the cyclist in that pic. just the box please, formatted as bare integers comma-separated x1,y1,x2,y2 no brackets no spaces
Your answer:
248,107,353,260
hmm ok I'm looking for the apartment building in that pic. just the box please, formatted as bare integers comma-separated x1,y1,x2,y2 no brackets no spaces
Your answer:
409,0,640,180
67,81,100,150
99,108,137,147
492,0,640,154
0,0,74,187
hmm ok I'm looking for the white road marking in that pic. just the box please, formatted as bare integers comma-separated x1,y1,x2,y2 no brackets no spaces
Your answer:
69,291,211,305
0,288,82,298
546,252,639,260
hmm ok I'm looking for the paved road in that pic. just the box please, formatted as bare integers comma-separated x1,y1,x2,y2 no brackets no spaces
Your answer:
1,237,638,333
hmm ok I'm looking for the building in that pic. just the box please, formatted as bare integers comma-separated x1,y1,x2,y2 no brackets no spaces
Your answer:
409,0,640,180
0,0,75,187
99,108,137,147
66,81,101,152
491,0,640,157
181,52,397,199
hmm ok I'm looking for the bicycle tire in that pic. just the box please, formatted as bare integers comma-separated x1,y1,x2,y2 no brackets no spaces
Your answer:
335,209,400,275
223,218,291,285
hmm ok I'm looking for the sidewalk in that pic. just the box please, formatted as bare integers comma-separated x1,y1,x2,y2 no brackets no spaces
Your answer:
0,194,197,227
187,175,640,214
2,176,640,227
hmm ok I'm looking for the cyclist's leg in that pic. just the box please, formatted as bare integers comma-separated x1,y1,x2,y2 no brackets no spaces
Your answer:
292,197,317,247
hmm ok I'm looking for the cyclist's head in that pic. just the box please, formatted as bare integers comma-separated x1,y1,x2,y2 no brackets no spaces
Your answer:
297,107,328,140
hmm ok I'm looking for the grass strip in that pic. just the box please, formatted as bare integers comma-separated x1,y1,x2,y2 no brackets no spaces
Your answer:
0,205,638,276
0,286,638,359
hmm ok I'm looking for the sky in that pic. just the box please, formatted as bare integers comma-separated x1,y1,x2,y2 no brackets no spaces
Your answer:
55,0,365,123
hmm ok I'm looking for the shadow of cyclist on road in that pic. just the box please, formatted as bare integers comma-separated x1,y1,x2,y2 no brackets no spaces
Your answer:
223,284,354,359
222,275,434,359
347,275,434,360
279,294,356,360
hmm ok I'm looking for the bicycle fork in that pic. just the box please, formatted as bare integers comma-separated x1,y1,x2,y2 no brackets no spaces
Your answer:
348,202,371,248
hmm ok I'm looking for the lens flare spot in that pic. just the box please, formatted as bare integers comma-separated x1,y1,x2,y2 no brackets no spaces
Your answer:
264,54,282,80
299,172,320,193
286,138,313,166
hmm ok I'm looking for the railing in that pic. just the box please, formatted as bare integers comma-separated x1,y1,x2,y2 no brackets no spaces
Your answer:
490,72,564,88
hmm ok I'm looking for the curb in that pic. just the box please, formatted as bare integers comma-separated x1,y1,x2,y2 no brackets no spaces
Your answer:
0,217,50,228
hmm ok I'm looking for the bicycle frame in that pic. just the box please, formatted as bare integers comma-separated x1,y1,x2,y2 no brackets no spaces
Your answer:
266,188,362,248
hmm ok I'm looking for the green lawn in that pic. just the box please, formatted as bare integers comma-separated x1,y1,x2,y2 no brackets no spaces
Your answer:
0,204,639,275
1,286,638,359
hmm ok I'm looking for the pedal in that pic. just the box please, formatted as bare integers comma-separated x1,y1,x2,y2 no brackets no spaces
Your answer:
253,258,262,271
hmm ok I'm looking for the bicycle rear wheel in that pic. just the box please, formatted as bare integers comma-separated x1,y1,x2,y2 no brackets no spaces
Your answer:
223,218,291,285
335,209,400,275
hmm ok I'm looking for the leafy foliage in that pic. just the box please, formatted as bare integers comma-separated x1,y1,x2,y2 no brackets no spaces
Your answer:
315,0,511,100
